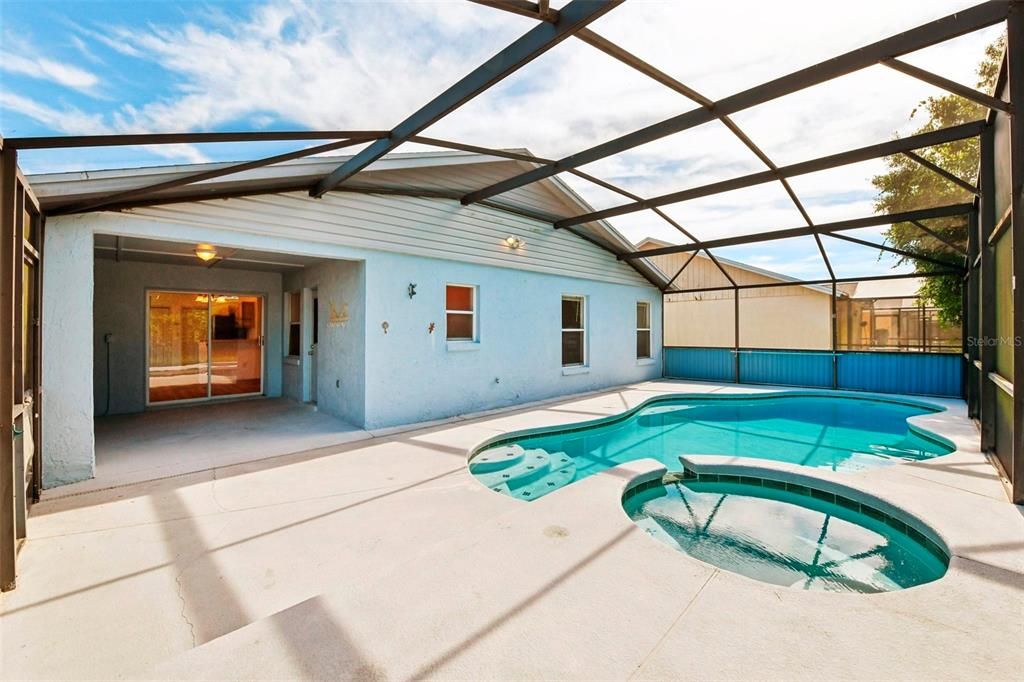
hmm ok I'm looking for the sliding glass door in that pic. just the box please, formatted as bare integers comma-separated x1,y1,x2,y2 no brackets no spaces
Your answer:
210,295,262,397
148,292,210,403
148,291,263,404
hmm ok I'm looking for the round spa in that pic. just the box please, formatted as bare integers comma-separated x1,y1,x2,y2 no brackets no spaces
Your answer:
622,475,948,593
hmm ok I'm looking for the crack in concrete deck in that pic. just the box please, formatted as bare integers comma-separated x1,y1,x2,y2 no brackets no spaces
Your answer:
628,569,720,681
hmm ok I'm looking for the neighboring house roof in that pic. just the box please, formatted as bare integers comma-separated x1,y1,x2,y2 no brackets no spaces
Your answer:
845,277,923,299
28,150,668,288
637,236,926,300
636,237,834,295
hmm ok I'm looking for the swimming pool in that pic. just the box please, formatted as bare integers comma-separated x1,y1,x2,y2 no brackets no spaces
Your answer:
469,393,953,501
623,475,948,593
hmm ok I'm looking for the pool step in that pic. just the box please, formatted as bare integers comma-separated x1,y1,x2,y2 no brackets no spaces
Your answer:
472,449,554,488
487,482,512,495
509,452,576,501
469,444,526,473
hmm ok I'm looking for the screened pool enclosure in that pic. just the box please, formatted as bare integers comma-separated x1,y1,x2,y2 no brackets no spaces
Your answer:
1,0,1022,593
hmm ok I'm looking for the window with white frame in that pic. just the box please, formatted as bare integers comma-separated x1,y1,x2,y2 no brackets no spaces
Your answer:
446,284,477,341
561,296,586,366
636,301,651,359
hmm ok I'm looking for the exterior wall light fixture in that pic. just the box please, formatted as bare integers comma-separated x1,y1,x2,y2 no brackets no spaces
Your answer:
504,236,524,249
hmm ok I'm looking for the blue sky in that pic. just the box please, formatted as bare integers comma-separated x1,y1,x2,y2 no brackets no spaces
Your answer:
0,0,1003,279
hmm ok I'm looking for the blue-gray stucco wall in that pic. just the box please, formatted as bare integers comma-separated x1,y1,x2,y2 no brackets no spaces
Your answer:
361,251,662,429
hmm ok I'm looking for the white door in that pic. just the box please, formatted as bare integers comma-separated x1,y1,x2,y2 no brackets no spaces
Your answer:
309,294,318,404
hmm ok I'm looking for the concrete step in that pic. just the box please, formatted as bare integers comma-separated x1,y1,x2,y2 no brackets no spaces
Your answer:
487,481,512,495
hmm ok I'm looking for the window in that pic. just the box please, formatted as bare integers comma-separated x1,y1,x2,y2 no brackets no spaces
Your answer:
287,291,301,356
446,284,476,341
636,301,652,359
561,296,586,366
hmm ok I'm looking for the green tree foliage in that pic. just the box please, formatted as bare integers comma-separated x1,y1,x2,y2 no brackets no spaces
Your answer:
871,36,1004,325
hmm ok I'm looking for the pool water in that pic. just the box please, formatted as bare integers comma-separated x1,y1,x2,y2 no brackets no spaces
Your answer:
623,478,948,593
470,394,952,501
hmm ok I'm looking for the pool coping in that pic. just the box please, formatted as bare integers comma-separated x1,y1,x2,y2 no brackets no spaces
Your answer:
466,389,956,459
465,389,958,495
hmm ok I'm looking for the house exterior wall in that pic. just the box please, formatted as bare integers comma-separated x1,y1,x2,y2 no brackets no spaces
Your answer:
282,260,366,426
93,258,284,415
650,249,831,349
41,223,95,487
737,293,831,349
361,251,661,429
41,191,659,487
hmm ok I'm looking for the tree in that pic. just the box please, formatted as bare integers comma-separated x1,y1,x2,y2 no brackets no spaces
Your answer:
871,35,1005,325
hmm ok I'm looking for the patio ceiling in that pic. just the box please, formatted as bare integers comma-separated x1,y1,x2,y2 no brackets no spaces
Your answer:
92,234,332,273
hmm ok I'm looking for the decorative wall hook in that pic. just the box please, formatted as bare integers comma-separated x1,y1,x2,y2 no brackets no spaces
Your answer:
382,321,390,334
428,322,435,334
408,283,417,299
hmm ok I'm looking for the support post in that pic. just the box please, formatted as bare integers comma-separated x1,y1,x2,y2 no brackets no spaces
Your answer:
31,217,43,503
979,124,997,453
1006,2,1024,504
831,281,838,389
965,210,978,409
661,291,666,379
734,289,740,384
0,146,16,591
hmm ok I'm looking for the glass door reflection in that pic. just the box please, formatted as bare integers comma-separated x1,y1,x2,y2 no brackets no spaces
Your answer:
148,292,210,403
210,295,263,397
147,291,263,404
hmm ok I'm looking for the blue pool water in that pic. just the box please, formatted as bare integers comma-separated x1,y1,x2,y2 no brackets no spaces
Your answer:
623,478,948,592
469,394,952,501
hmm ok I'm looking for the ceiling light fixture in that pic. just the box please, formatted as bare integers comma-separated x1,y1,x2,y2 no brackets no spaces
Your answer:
195,243,218,262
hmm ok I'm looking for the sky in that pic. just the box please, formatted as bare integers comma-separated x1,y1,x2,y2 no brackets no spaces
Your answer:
0,0,1004,280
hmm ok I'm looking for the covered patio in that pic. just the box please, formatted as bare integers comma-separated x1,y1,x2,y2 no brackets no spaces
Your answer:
47,399,369,498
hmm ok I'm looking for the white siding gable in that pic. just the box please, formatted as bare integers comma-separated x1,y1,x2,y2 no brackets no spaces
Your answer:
107,190,651,287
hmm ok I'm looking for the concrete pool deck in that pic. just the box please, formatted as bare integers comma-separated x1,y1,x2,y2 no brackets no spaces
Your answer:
1,380,1021,680
53,399,371,496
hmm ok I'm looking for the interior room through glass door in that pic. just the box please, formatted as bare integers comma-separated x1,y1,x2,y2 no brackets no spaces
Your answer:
147,291,263,404
210,294,263,397
148,291,210,403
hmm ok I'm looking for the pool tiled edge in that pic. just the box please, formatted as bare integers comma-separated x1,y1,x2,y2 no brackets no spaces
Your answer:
467,389,954,461
621,462,951,567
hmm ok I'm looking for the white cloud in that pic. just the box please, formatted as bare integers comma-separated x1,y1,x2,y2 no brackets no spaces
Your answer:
0,92,208,164
68,34,105,65
1,92,106,132
1,54,100,93
4,0,1001,261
